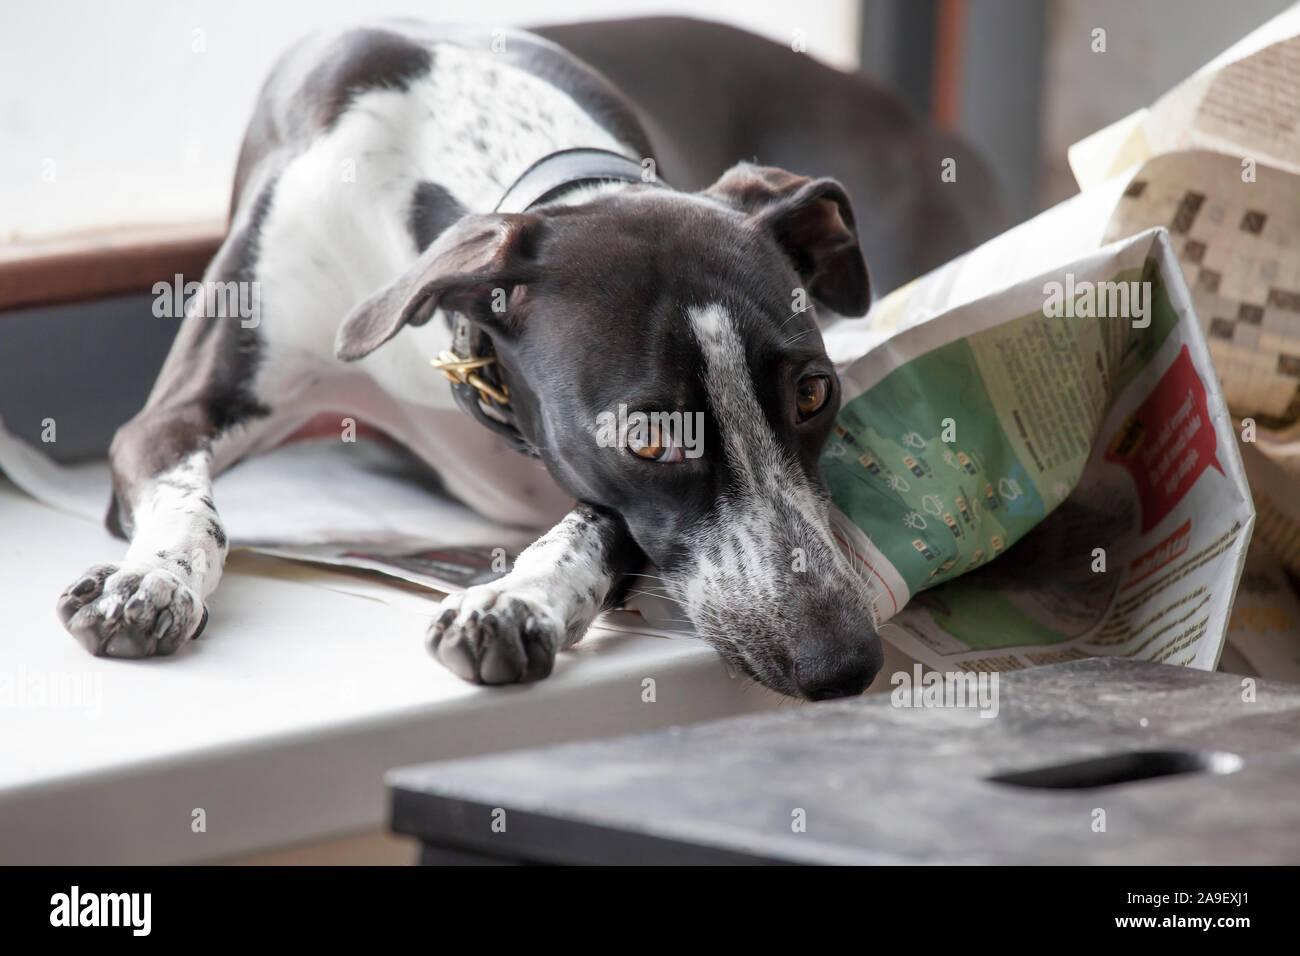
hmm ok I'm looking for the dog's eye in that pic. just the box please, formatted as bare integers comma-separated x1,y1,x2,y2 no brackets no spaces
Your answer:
628,425,685,463
795,374,831,419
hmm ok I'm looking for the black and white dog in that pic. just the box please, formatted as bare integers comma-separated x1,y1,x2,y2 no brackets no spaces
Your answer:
56,19,992,699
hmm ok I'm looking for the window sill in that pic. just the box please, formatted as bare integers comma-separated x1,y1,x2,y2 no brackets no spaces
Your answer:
0,221,225,312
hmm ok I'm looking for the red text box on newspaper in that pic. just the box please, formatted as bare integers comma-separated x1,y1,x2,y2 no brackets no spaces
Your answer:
1105,345,1224,533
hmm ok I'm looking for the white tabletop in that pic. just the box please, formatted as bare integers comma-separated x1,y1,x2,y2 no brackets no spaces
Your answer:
0,478,804,863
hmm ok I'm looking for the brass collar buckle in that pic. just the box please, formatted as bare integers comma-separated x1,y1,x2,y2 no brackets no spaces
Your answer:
430,350,510,407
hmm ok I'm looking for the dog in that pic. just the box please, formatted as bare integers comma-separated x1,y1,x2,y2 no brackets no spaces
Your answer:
56,18,993,699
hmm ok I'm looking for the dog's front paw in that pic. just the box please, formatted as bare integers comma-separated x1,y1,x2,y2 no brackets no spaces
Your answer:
428,585,562,685
57,563,207,658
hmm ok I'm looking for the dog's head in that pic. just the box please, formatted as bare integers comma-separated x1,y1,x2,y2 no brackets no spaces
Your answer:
338,163,882,699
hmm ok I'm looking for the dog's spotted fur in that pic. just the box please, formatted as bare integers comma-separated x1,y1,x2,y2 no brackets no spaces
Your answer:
58,20,884,698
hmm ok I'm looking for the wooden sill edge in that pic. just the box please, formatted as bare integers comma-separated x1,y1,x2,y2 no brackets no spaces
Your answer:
0,221,227,312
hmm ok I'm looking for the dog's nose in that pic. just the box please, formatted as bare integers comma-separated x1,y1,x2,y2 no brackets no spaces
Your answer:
793,638,883,700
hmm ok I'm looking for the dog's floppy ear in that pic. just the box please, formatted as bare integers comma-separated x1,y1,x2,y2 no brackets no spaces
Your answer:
705,163,870,316
335,213,543,361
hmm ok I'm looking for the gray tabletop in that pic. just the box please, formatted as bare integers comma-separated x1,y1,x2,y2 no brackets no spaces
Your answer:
388,658,1300,864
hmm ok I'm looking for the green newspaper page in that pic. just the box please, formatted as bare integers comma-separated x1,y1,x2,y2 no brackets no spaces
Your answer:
824,260,1178,599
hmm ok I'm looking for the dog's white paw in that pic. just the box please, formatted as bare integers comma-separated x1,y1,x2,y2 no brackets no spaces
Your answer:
427,584,563,684
57,563,207,658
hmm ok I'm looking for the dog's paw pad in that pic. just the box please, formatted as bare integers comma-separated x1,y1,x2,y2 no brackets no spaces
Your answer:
428,587,560,684
57,563,206,658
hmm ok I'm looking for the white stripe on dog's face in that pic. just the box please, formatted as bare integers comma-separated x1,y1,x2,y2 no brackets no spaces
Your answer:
664,304,878,695
688,303,839,547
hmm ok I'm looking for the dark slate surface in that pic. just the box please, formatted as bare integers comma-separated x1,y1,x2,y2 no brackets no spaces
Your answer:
387,658,1300,864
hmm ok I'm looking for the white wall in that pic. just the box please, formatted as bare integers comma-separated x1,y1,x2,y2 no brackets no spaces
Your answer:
0,0,859,240
1039,0,1295,207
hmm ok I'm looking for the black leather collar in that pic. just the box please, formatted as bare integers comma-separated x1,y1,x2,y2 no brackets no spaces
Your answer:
440,148,667,457
496,146,656,214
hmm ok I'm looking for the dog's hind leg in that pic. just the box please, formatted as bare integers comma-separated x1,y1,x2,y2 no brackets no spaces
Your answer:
429,505,644,684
